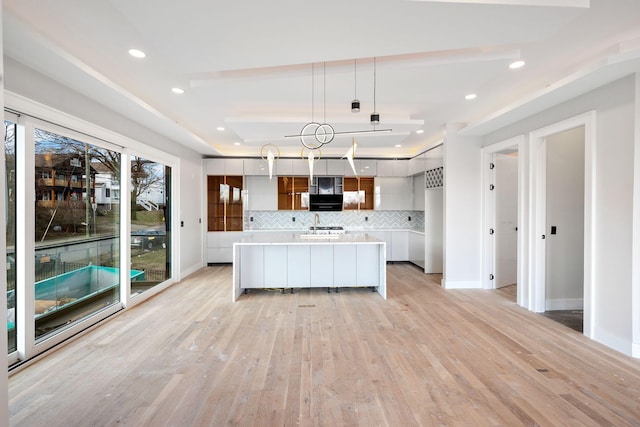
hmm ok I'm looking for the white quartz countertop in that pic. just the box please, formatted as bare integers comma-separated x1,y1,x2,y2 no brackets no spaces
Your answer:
236,232,385,245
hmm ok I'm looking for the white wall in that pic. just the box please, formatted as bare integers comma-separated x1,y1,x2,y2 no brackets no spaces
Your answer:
3,58,205,281
545,127,585,310
633,72,640,358
443,126,483,289
484,76,635,355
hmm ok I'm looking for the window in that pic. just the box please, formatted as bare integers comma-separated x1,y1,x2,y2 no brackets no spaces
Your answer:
34,128,121,340
5,120,17,353
130,156,172,294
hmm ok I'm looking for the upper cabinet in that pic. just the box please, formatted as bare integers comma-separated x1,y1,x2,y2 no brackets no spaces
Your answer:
204,158,244,175
244,176,278,210
278,176,309,210
344,159,377,177
243,158,270,176
408,153,427,176
207,175,244,231
376,159,409,177
375,177,412,210
275,159,315,176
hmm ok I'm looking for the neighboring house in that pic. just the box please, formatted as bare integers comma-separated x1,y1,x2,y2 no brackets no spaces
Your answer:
34,154,96,208
91,161,120,211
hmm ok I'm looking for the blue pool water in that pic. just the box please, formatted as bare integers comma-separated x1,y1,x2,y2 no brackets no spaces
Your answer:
7,266,145,330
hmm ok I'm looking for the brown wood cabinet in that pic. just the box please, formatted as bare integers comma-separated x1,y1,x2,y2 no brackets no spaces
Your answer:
343,177,374,210
207,175,243,231
278,177,309,210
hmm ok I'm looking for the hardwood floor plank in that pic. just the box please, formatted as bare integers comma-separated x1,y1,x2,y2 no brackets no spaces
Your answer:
9,264,640,426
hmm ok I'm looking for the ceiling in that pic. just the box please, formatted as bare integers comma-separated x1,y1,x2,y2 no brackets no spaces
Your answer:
3,0,640,158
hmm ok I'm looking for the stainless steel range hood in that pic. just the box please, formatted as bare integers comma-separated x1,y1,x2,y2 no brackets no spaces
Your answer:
309,194,343,211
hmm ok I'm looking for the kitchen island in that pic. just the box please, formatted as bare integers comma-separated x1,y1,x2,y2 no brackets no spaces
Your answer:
232,233,386,301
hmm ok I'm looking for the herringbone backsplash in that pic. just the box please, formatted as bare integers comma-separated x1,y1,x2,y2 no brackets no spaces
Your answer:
244,210,424,231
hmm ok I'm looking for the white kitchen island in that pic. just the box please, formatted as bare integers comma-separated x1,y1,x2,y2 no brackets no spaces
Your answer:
232,233,386,301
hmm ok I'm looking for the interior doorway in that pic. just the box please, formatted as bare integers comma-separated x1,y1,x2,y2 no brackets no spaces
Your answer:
530,111,595,338
543,126,585,332
482,135,525,305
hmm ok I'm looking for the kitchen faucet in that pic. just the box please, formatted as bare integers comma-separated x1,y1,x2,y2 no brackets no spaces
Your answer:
313,213,320,233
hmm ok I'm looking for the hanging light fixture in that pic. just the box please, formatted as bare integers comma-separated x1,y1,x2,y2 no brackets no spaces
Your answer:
301,147,322,181
298,63,334,150
351,59,360,113
260,143,280,181
370,57,380,126
343,137,358,176
286,59,392,141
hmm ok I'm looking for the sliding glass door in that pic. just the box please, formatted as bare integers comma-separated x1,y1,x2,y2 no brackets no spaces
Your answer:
130,156,172,295
33,128,121,340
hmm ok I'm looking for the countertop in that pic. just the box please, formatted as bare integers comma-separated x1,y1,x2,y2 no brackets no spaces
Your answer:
236,232,386,245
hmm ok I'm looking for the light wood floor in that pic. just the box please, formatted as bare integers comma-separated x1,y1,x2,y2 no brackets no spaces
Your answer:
9,264,640,426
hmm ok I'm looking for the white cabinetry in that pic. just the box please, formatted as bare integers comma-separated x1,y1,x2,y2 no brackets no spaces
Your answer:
375,177,413,210
377,160,409,177
357,245,380,285
204,158,244,175
409,231,425,269
365,230,408,261
334,245,357,285
264,246,288,287
244,176,277,211
344,159,377,177
408,153,427,176
325,159,345,176
207,231,244,263
288,245,311,287
239,245,264,287
412,173,425,211
276,159,318,176
391,230,409,261
243,159,269,176
310,245,333,287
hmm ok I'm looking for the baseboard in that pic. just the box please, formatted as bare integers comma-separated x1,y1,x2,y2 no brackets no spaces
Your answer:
545,298,584,311
632,342,640,359
181,263,203,279
442,280,482,289
593,326,632,356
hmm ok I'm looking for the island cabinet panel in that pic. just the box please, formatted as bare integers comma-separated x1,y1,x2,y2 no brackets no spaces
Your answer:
288,245,311,287
240,246,264,288
310,245,333,287
264,246,288,287
333,245,357,285
357,245,380,285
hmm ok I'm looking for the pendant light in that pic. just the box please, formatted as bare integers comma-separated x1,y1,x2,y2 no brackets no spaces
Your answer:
351,59,360,113
370,57,380,126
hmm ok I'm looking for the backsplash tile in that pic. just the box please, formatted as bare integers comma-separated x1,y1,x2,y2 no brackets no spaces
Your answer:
244,210,424,231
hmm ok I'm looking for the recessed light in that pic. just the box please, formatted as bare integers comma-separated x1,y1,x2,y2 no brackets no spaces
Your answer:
171,87,184,94
416,129,424,134
128,49,146,58
509,60,525,70
216,126,225,131
394,144,402,148
233,142,241,146
465,93,477,100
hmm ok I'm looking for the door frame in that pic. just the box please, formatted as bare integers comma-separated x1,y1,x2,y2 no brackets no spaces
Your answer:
481,135,527,305
529,111,596,338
